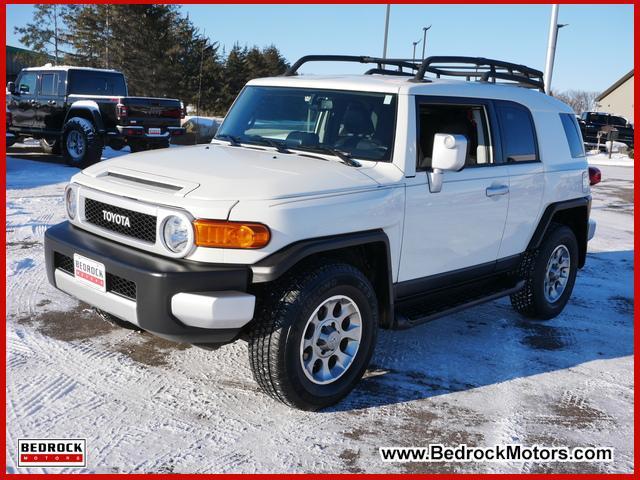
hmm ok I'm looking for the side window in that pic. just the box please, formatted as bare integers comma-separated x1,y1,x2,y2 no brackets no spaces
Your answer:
417,103,492,170
496,103,538,163
40,73,57,96
18,72,37,95
559,113,585,158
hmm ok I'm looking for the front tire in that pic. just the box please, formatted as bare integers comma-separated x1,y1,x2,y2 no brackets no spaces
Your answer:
248,261,378,410
510,224,578,320
62,117,103,168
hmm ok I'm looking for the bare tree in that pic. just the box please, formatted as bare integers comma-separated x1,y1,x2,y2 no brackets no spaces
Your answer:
552,90,600,114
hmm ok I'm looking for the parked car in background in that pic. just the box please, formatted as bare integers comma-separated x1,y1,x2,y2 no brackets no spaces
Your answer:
6,65,186,166
578,111,634,150
6,109,16,147
171,116,220,145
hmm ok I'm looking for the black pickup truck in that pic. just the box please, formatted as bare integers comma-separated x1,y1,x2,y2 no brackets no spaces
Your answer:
6,66,185,167
578,111,634,150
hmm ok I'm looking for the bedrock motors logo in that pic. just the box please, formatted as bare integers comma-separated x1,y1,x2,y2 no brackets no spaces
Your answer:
18,439,86,467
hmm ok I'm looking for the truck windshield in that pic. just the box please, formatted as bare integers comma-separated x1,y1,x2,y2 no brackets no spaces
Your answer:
217,86,397,162
68,70,127,96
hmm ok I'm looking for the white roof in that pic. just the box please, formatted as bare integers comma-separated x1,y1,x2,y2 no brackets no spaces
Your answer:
22,65,120,73
248,74,573,113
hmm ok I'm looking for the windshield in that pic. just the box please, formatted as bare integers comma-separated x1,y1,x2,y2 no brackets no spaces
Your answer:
217,86,398,161
68,70,127,96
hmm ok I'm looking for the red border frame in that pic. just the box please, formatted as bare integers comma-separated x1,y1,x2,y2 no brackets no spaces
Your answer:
2,1,637,476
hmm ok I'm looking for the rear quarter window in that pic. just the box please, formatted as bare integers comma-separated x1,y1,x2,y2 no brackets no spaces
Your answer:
559,113,585,158
496,102,539,163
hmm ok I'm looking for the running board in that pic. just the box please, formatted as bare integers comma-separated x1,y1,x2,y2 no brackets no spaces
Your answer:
393,279,525,330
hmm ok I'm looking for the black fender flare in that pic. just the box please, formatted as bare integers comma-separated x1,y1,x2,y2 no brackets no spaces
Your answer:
527,196,591,268
251,229,395,328
64,100,105,134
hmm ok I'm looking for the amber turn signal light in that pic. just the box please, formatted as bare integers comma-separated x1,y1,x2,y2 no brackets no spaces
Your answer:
193,220,270,249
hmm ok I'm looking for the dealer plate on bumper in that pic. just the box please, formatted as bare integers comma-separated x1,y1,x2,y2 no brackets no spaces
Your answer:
73,253,106,292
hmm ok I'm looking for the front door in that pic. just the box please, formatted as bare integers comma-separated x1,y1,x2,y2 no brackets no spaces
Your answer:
398,97,510,284
9,71,38,130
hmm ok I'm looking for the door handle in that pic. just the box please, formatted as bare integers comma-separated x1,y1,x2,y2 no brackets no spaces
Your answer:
486,185,509,197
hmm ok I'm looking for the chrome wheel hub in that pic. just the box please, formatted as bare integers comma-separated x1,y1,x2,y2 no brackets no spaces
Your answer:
300,295,362,385
66,131,85,160
544,244,570,303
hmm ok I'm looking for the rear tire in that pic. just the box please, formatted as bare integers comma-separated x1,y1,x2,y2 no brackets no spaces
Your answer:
62,117,103,168
510,224,578,320
248,261,378,410
40,137,61,154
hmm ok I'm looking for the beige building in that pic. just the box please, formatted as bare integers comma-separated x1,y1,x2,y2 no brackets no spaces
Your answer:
595,70,634,124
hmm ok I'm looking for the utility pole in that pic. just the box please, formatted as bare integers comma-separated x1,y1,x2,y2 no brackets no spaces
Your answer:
382,5,391,65
196,36,213,144
105,5,110,69
421,25,432,61
544,5,568,94
53,5,58,65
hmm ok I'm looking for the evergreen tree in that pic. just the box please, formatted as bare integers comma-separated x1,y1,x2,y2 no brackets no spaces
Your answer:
14,5,289,114
14,4,73,64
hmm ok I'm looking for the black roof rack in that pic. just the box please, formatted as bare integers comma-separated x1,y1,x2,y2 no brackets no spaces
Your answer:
412,56,545,91
283,54,545,91
284,55,421,77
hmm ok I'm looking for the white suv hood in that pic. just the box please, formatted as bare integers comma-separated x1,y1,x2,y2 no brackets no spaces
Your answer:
82,144,380,202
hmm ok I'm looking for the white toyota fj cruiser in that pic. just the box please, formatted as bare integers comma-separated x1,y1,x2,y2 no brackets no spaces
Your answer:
45,56,596,410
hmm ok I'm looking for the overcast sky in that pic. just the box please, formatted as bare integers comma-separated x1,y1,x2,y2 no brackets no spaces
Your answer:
6,3,634,92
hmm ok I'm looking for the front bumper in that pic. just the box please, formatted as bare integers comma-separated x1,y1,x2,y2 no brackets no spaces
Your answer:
45,222,253,345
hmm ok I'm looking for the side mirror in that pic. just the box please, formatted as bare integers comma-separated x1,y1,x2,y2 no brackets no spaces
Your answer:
428,133,467,193
6,82,15,94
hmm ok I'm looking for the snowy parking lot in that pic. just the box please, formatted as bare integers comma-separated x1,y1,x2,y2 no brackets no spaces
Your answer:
5,145,634,473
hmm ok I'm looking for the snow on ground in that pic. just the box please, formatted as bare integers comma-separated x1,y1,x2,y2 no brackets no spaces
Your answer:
587,150,634,168
5,145,634,473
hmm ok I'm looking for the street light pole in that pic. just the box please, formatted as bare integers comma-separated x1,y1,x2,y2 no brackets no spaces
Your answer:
382,5,391,66
544,4,566,94
421,25,432,61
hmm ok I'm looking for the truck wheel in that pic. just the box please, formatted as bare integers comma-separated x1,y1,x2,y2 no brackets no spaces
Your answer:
511,224,578,320
248,261,378,410
40,137,61,155
63,117,103,168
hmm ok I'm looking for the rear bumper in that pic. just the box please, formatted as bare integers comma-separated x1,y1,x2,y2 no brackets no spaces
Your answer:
44,222,253,345
113,126,185,141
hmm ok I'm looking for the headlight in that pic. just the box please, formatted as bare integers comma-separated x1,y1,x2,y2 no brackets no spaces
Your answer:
162,215,192,253
65,184,78,220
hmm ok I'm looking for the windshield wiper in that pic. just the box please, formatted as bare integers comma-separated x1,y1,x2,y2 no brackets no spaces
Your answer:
305,146,361,167
243,135,292,154
216,134,241,147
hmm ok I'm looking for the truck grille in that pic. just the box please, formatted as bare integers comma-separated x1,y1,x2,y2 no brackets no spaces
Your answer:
55,252,137,301
84,198,156,243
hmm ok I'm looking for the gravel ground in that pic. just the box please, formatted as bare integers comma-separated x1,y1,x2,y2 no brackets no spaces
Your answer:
5,145,634,473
